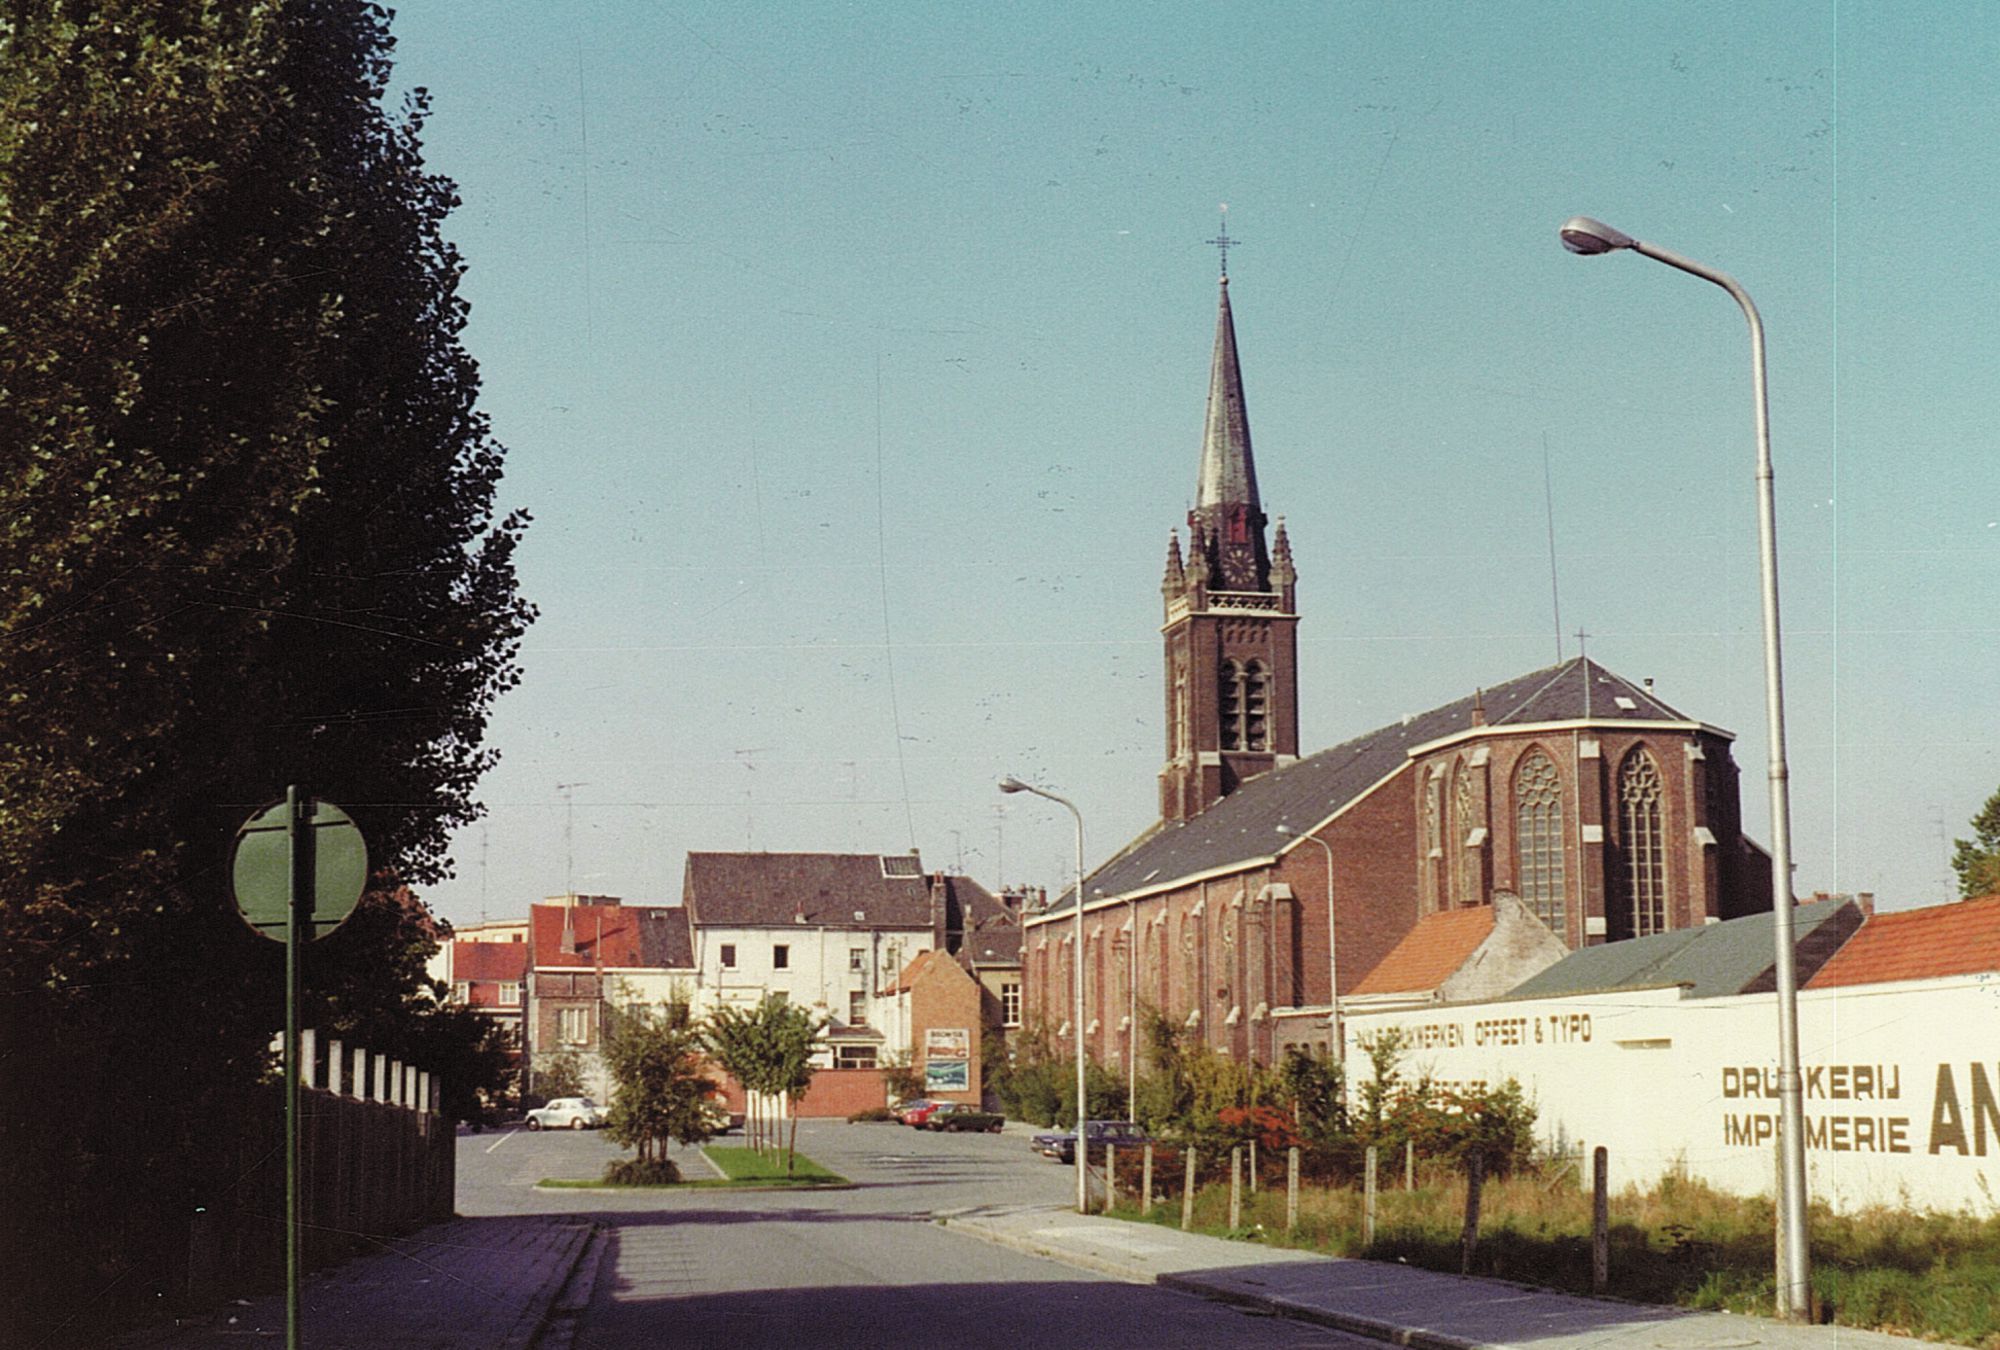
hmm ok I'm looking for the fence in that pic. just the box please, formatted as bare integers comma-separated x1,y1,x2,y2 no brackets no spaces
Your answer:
182,1033,455,1311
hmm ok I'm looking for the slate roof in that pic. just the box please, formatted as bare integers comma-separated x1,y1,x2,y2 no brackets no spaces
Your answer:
944,874,1022,967
452,940,529,982
530,902,693,970
1805,893,2000,989
684,851,934,930
1505,898,1861,1001
1044,658,1700,914
1351,906,1496,995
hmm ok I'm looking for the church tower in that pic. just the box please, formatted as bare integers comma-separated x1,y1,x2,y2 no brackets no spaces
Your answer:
1159,257,1300,823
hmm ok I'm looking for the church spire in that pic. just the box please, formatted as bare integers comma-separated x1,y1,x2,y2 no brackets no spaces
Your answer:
1190,271,1269,591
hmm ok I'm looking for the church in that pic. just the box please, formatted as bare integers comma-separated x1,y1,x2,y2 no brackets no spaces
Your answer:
1020,259,1776,1070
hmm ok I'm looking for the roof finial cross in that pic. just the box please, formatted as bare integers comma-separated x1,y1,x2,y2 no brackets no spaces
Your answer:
1206,204,1237,279
1574,628,1590,661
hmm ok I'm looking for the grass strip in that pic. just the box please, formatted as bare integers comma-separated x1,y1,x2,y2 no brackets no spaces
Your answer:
702,1145,844,1183
1108,1171,2000,1348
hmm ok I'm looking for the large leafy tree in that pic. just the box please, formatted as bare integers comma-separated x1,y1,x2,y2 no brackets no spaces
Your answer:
603,997,719,1176
1952,788,2000,900
0,2,530,1336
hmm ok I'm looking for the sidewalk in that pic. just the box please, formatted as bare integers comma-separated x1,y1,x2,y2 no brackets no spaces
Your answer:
935,1204,1929,1350
119,1215,597,1350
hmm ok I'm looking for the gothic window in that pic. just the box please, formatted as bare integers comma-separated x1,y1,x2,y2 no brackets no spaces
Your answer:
1452,761,1480,906
1620,748,1668,936
1515,751,1566,932
1243,661,1269,751
1171,658,1188,758
1219,660,1242,750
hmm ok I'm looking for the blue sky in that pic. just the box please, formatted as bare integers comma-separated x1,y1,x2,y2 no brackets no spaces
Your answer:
387,2,1999,926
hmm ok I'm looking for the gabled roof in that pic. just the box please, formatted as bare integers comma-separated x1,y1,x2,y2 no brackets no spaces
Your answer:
1351,907,1496,996
452,941,529,982
1805,893,2000,989
530,902,693,970
1043,658,1704,915
942,874,1021,967
1506,898,1861,1001
684,851,934,930
881,949,938,997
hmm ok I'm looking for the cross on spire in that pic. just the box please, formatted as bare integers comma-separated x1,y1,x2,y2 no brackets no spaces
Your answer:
1206,205,1237,278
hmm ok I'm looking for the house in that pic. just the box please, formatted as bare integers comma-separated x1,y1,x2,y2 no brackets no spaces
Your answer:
1341,893,1569,1019
934,872,1027,1052
523,894,696,1099
681,851,942,1069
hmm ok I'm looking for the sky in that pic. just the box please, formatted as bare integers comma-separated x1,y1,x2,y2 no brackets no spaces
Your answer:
385,2,2000,929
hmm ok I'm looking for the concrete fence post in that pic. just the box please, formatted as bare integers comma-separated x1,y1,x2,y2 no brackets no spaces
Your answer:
419,1071,431,1117
301,1029,317,1090
1286,1146,1299,1233
1592,1146,1610,1294
1181,1148,1197,1231
1141,1144,1155,1216
328,1039,343,1097
373,1053,387,1102
1105,1144,1118,1213
1405,1137,1415,1190
1459,1149,1486,1275
404,1065,417,1112
1248,1137,1258,1193
1228,1146,1242,1229
1364,1145,1378,1247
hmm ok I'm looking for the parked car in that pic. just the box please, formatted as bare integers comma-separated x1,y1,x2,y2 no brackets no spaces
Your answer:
894,1098,943,1126
923,1103,1005,1133
526,1097,607,1131
1034,1119,1150,1164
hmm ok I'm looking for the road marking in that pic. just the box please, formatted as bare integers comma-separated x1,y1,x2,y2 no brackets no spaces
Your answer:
485,1129,518,1154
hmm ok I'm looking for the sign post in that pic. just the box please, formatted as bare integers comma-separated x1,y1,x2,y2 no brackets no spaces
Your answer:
233,790,366,1350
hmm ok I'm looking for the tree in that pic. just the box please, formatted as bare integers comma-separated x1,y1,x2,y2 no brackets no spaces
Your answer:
1952,788,2000,900
704,995,826,1170
602,998,717,1179
0,5,530,1336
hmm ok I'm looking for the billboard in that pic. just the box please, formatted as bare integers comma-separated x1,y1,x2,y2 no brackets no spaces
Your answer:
923,1026,971,1092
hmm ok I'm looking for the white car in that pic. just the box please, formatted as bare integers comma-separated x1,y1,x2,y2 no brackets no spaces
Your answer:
526,1097,607,1131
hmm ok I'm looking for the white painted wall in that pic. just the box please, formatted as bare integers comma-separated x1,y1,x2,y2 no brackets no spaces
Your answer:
1344,974,2000,1214
691,923,933,1061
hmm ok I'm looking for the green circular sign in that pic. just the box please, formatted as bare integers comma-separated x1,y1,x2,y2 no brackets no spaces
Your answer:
231,798,369,941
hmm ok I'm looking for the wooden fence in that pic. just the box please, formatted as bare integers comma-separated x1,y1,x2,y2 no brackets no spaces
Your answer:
182,1034,455,1310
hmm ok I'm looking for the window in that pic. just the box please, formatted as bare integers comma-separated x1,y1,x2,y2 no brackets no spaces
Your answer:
848,990,867,1025
558,1007,591,1046
849,947,866,973
1243,661,1269,751
1515,751,1567,932
834,1044,878,1069
1620,748,1668,936
1001,981,1022,1027
719,943,737,970
1219,660,1242,750
451,981,470,1004
881,854,923,877
772,943,790,970
498,982,521,1007
1452,761,1480,906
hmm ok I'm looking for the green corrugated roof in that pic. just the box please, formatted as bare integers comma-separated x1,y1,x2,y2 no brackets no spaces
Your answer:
1505,898,1860,1000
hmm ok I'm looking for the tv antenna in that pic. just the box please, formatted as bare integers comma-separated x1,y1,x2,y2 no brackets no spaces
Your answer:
555,782,588,898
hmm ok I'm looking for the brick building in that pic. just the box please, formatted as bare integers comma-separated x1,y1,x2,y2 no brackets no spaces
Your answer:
1021,265,1776,1071
524,895,696,1099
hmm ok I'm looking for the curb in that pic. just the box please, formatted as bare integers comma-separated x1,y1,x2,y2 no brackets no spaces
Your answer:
933,1213,1157,1285
1155,1271,1482,1350
530,1223,607,1350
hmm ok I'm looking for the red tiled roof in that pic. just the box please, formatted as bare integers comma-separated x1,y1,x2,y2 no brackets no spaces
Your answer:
1805,893,2000,989
881,949,937,996
453,941,528,981
530,902,695,970
1351,906,1497,995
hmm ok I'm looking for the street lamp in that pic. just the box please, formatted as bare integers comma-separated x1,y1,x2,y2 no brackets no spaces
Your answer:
1000,775,1089,1214
1559,216,1810,1319
1275,825,1339,1060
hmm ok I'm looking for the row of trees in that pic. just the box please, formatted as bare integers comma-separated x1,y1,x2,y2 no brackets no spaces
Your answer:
600,994,829,1181
994,1010,1540,1179
1,4,530,1339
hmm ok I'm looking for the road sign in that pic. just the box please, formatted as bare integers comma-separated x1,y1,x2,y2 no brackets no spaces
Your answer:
232,797,368,940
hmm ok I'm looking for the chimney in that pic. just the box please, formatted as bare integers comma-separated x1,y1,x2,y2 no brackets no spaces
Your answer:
1470,688,1487,728
559,906,576,956
1857,891,1876,916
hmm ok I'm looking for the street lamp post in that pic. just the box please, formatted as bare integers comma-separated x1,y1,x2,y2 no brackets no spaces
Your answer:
1000,775,1089,1214
1558,216,1810,1319
1275,825,1339,1059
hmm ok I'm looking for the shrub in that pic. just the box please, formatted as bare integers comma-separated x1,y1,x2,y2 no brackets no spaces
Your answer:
602,1158,682,1186
847,1106,895,1123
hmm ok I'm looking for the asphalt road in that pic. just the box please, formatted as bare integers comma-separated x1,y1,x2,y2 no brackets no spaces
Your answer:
459,1120,1373,1349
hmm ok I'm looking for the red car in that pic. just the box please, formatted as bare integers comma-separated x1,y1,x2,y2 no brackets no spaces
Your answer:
895,1098,945,1126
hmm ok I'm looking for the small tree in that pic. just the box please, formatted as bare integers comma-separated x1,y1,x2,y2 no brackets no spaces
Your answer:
602,998,717,1181
1952,787,2000,900
533,1050,586,1105
767,1001,829,1173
